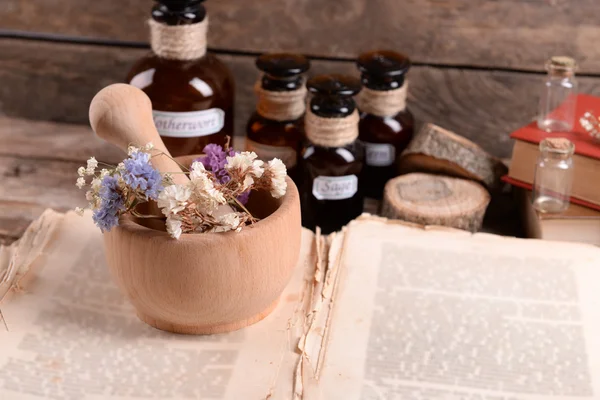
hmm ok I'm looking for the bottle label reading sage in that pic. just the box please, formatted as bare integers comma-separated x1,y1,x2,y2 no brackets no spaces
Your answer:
153,109,225,138
246,139,298,168
312,175,358,200
365,143,396,167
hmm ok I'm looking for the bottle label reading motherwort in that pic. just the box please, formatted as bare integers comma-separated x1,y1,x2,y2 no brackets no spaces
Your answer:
312,175,358,200
153,109,225,138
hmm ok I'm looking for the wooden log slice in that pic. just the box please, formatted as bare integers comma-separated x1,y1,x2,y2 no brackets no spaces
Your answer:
399,123,508,191
382,173,491,232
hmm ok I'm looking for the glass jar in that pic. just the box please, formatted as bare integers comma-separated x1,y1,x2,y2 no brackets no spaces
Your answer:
246,53,310,184
300,74,364,234
532,138,575,213
537,56,578,133
127,0,235,157
356,50,415,200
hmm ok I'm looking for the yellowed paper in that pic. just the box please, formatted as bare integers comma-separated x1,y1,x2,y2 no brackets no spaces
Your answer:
0,211,315,400
315,217,600,400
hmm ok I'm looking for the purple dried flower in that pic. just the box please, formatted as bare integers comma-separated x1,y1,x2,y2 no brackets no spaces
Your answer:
92,174,125,232
196,144,250,204
122,151,163,200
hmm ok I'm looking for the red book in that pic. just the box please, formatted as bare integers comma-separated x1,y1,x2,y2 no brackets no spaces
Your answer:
506,94,600,210
511,94,600,158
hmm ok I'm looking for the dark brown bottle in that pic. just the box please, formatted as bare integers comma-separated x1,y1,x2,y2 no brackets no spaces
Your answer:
356,50,415,200
300,74,364,234
126,0,235,157
246,53,310,184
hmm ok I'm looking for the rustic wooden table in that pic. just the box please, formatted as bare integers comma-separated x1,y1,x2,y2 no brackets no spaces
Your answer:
0,116,523,245
0,117,123,244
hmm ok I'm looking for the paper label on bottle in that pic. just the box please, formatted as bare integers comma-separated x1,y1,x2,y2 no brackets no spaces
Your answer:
152,109,225,138
312,175,358,200
365,142,396,167
245,139,298,169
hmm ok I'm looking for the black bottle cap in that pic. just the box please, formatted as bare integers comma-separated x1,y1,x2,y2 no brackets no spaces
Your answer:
357,50,411,90
307,74,361,118
257,53,311,91
256,53,310,78
307,74,361,97
156,0,205,11
153,0,206,24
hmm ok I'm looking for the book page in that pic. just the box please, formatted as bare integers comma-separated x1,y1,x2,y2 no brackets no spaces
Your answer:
315,216,600,400
0,211,316,400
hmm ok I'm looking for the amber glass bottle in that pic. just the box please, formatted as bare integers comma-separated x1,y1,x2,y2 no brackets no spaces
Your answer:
246,53,310,183
356,50,414,200
300,75,364,234
126,0,235,157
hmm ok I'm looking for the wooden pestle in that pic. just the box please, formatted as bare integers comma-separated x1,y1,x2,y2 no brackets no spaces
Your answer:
89,83,189,186
89,83,233,219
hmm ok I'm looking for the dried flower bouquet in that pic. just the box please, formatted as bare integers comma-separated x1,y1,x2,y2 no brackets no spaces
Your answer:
75,142,287,239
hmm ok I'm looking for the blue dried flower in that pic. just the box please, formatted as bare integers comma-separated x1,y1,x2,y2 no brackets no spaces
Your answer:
122,151,163,200
92,174,125,232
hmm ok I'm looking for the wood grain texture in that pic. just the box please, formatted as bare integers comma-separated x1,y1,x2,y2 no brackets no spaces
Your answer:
103,155,302,334
89,83,189,185
0,117,123,164
2,0,599,71
0,118,122,242
400,123,509,190
0,116,522,242
6,39,600,158
382,172,491,232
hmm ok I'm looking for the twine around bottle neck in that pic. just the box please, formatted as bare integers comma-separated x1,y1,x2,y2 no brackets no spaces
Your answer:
254,81,307,122
148,18,208,61
356,81,408,118
305,108,360,147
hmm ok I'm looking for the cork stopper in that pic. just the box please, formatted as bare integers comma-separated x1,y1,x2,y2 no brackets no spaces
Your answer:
540,137,575,155
546,56,577,77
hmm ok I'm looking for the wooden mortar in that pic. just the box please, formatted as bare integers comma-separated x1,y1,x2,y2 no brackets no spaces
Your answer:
89,84,302,334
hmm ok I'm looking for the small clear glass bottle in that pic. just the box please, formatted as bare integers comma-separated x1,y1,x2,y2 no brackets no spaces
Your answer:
537,56,578,133
532,138,575,213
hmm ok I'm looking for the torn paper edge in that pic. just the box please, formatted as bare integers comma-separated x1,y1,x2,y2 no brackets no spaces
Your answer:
0,209,65,331
293,227,349,399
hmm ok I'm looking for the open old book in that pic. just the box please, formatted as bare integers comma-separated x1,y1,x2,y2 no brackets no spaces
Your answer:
2,211,600,399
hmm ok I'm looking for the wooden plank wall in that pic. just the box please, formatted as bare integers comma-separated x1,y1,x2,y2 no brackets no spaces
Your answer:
2,1,600,158
0,0,598,241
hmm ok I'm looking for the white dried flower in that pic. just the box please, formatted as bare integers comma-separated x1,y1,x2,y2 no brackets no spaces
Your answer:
143,142,154,151
74,207,85,216
225,152,264,178
77,166,86,177
99,169,110,178
91,177,102,190
211,213,241,233
189,162,226,213
86,157,98,175
157,184,192,216
116,162,125,172
76,177,86,189
189,160,206,178
266,158,287,198
127,146,139,156
85,190,94,201
166,216,183,239
242,175,255,191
